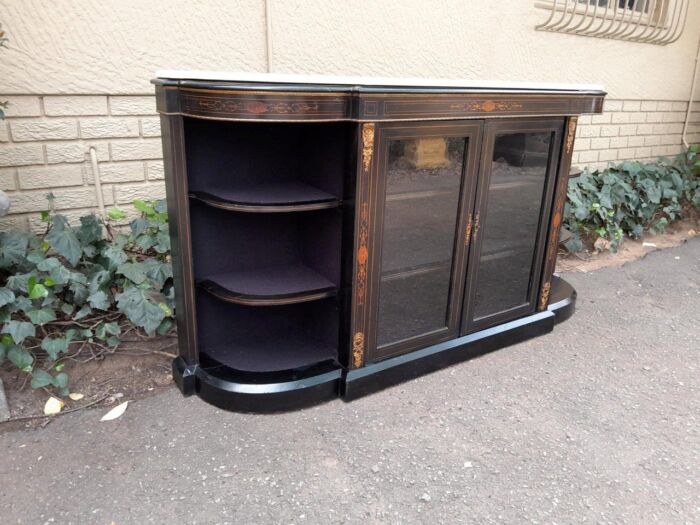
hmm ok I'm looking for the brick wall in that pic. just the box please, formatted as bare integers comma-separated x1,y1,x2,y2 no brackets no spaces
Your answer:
573,99,700,171
0,95,698,231
0,94,165,231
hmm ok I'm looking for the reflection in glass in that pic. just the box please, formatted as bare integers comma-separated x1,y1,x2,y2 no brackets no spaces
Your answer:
377,137,466,347
472,132,551,319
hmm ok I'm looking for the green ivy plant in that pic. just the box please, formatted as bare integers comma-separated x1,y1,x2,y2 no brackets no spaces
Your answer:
563,145,700,253
0,198,174,395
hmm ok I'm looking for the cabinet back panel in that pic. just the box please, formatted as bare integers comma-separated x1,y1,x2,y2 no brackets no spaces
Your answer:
184,119,352,199
189,202,341,285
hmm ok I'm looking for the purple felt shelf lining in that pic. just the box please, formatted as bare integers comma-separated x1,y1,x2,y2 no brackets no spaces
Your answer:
205,264,336,297
203,339,336,373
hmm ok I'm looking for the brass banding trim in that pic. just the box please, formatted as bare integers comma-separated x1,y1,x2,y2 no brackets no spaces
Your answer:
157,111,600,123
179,87,353,97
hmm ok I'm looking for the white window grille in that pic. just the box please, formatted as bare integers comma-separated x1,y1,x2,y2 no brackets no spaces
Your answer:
535,0,689,45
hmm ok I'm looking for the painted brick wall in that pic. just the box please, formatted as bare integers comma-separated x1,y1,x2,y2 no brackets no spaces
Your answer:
573,99,700,171
0,95,698,231
0,95,165,231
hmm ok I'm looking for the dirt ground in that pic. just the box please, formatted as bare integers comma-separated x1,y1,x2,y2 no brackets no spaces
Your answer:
0,336,177,432
556,218,699,273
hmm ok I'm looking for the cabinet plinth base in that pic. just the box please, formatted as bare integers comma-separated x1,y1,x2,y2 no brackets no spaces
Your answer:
172,357,342,413
172,276,576,412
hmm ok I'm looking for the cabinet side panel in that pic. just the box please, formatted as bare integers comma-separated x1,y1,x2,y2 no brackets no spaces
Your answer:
160,113,198,363
538,116,578,311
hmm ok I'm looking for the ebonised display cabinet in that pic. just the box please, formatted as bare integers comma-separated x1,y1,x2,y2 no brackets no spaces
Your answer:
153,72,605,412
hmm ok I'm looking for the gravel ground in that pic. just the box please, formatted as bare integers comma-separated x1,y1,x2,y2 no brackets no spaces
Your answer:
0,239,698,525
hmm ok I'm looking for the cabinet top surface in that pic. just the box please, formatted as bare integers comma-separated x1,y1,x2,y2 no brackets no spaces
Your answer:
154,70,605,94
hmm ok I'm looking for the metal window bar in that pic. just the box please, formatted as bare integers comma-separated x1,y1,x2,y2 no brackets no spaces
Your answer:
536,0,689,45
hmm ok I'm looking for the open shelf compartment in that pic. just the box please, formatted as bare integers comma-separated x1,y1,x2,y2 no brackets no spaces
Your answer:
199,264,336,306
184,119,351,212
190,200,342,305
196,293,339,374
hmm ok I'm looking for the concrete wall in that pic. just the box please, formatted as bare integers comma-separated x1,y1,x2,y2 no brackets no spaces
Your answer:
0,0,699,229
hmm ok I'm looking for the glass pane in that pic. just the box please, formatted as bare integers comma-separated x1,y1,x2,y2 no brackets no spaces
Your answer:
472,132,551,320
377,137,466,347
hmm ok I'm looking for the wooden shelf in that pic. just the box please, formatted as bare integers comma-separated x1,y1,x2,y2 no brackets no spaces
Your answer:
190,181,341,213
198,264,337,306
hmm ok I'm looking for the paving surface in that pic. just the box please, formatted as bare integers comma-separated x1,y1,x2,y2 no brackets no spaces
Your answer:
0,239,698,525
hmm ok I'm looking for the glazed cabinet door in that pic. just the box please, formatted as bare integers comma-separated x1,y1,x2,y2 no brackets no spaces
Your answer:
365,121,483,362
461,118,564,334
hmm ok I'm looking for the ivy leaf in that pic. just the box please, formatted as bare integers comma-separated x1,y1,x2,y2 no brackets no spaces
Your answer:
133,199,155,217
100,244,128,270
129,218,149,237
88,290,110,310
142,259,173,287
41,336,69,360
26,308,57,326
0,288,15,308
37,257,62,271
117,262,147,284
156,318,174,336
74,305,92,320
135,234,156,251
94,322,118,340
48,264,72,285
28,276,49,299
2,321,36,344
0,231,30,266
60,303,74,316
68,281,89,305
116,286,165,335
88,269,111,294
107,207,126,220
155,230,170,253
77,215,102,246
6,272,32,293
8,345,33,372
14,296,32,313
103,322,120,336
31,369,54,389
158,302,172,316
46,215,82,267
53,372,69,395
26,250,46,265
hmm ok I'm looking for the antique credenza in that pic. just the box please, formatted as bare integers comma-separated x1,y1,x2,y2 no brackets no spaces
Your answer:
153,72,605,412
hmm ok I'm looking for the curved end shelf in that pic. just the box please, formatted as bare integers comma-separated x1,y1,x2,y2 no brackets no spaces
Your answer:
173,356,341,413
197,265,338,306
190,182,341,213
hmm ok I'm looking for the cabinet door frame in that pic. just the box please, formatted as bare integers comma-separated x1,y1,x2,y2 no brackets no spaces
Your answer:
365,120,484,363
461,117,564,334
